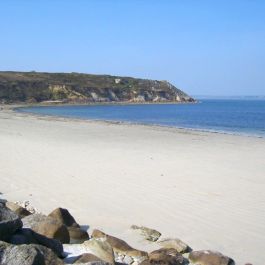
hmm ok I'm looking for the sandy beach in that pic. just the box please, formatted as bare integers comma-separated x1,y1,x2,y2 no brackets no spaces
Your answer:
0,108,264,265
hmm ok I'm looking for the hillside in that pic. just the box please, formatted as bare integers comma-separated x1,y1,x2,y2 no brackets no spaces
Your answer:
0,71,195,104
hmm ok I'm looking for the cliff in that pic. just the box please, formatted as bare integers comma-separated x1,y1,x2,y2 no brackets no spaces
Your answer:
0,71,195,104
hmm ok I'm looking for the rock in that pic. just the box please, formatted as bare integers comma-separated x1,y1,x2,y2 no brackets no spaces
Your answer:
0,241,64,265
131,225,161,242
91,229,148,259
48,208,88,243
74,253,109,264
189,250,234,265
6,201,31,218
158,238,190,253
84,238,115,264
0,204,22,241
148,248,185,265
68,226,89,243
48,207,80,228
34,220,70,244
9,228,64,257
22,213,70,244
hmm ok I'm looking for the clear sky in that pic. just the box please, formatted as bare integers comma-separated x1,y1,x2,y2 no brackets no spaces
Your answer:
0,0,264,96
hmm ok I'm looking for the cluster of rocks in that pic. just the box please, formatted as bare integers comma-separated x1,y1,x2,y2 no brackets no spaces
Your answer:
0,198,249,265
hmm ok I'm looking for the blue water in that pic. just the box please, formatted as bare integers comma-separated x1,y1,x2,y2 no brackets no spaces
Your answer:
18,99,265,137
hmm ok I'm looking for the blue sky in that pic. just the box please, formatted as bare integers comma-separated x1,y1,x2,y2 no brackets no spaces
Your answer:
0,0,264,96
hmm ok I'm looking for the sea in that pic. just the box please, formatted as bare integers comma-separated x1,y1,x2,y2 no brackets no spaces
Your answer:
18,99,265,138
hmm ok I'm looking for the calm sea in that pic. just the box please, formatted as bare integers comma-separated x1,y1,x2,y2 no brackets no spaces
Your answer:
18,99,265,137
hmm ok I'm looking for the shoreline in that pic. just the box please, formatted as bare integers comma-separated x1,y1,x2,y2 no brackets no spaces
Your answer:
12,103,265,140
1,105,265,264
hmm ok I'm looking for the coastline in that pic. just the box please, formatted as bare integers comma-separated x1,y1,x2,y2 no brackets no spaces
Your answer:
13,103,265,139
1,106,265,264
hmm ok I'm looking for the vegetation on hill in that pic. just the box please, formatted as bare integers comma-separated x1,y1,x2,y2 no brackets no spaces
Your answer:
0,71,195,104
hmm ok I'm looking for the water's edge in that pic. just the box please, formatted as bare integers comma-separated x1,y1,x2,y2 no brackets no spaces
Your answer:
14,104,265,139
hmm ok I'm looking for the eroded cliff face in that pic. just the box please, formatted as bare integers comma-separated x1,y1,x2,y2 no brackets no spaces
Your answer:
0,71,195,103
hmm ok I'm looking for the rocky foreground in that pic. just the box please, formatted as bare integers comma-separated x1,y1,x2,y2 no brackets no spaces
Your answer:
0,198,249,265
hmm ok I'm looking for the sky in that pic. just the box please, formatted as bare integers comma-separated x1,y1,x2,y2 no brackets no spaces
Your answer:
0,0,264,96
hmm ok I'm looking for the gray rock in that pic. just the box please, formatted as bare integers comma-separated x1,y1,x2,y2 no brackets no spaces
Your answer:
9,228,64,257
189,250,234,265
0,204,22,241
22,213,70,244
0,241,64,265
131,225,161,242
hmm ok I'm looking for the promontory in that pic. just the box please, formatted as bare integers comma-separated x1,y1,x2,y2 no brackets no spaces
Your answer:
0,71,195,104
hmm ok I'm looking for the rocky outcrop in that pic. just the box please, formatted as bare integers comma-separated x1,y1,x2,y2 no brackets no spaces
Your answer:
0,71,195,104
0,197,247,265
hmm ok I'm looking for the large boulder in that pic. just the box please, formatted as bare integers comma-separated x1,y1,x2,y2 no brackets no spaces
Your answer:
131,225,161,242
92,229,148,259
48,208,89,243
48,207,80,228
158,238,190,253
189,250,234,265
0,241,64,265
6,201,31,218
22,213,70,244
9,228,64,257
0,203,22,241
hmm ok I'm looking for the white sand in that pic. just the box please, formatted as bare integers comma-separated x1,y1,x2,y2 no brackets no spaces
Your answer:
0,108,265,264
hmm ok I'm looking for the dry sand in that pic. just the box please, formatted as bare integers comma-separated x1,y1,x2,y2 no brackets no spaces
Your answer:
0,108,265,264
